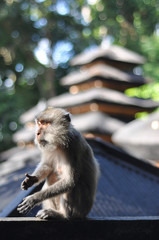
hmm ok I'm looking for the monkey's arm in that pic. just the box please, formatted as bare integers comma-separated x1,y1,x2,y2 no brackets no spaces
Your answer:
21,163,53,190
18,174,75,215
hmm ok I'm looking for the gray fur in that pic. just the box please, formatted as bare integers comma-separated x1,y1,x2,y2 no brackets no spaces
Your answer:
17,107,100,219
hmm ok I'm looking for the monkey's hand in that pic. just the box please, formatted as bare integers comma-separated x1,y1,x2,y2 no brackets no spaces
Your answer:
21,173,38,190
17,195,37,215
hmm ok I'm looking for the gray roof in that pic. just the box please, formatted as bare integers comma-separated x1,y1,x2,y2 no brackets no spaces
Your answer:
72,111,125,135
0,147,40,211
112,111,159,161
0,147,24,163
20,100,47,124
70,45,146,66
12,127,35,143
89,139,159,217
48,88,159,110
61,64,147,87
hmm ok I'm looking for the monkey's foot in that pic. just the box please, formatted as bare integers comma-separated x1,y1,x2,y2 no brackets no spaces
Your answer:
17,196,36,215
36,209,64,219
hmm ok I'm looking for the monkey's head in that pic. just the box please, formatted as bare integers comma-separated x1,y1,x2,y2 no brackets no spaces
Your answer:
35,107,71,150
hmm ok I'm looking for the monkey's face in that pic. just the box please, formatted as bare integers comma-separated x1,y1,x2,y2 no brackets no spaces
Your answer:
35,120,51,148
35,107,71,150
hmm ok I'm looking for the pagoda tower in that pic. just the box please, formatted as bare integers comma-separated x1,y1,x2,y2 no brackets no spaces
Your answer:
13,44,159,145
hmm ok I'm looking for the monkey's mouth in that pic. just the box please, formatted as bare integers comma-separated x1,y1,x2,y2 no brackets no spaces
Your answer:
39,140,48,146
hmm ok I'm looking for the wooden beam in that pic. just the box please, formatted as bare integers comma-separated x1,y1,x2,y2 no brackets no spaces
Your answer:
1,216,159,240
67,102,154,116
69,80,141,93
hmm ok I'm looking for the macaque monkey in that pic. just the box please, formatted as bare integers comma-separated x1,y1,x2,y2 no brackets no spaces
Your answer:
17,107,99,219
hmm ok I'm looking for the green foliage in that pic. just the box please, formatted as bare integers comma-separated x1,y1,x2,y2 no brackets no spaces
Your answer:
125,83,159,101
0,0,92,152
140,35,159,82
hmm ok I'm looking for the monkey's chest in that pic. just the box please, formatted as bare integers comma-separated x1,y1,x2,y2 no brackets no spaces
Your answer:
53,151,68,175
46,149,68,183
47,172,58,185
54,161,65,176
46,164,64,186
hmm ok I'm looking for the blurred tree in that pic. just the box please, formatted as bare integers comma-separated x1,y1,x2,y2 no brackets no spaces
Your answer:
86,0,159,98
87,0,159,50
0,0,95,151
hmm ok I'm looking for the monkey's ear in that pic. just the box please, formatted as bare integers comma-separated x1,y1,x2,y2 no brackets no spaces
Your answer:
64,113,71,122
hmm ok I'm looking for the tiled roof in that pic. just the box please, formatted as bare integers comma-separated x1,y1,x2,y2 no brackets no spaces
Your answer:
112,111,159,161
70,45,146,66
48,88,159,110
72,111,125,135
61,64,147,87
89,139,159,217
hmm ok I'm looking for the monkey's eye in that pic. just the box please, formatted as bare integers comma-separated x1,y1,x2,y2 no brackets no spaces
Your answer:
37,121,41,125
38,120,51,126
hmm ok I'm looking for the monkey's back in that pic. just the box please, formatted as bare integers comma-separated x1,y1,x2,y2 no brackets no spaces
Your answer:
65,128,100,218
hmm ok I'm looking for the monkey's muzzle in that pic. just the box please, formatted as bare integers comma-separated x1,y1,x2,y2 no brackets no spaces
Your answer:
39,139,48,147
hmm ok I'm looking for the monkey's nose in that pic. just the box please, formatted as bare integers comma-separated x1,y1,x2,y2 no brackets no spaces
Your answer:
37,131,41,139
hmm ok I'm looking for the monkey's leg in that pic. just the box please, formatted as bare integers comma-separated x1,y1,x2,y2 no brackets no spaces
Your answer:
42,196,61,210
36,209,65,219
